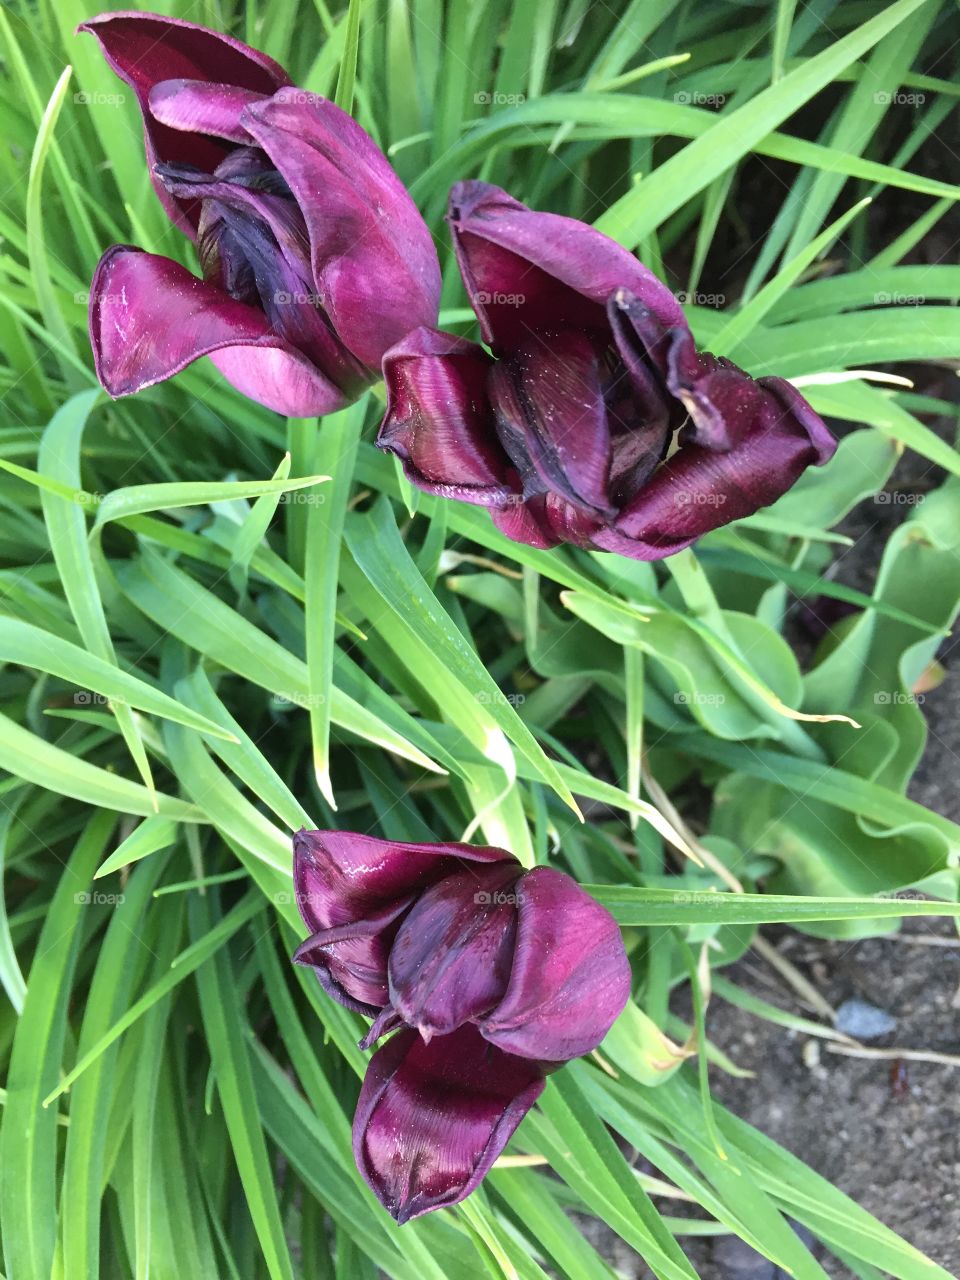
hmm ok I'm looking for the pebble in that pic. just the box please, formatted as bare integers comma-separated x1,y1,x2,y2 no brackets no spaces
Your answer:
835,997,897,1039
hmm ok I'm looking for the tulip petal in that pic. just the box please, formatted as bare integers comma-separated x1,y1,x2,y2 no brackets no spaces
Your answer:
479,867,631,1061
490,495,562,550
79,12,291,235
293,901,412,1016
240,91,442,368
378,328,515,505
599,303,837,558
149,79,266,143
90,245,346,416
448,180,684,353
353,1025,547,1222
293,830,517,933
388,865,520,1040
292,832,518,1012
154,166,370,397
489,329,615,515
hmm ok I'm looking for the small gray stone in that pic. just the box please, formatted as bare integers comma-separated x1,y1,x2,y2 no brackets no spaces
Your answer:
711,1220,817,1279
712,1235,776,1280
836,997,897,1039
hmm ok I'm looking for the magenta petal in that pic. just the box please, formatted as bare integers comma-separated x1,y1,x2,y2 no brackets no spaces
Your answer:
448,181,684,353
89,246,346,416
388,865,521,1040
156,170,369,397
353,1024,547,1222
479,867,630,1062
609,386,833,555
149,78,266,143
240,91,441,368
378,328,514,505
79,13,291,234
747,375,837,463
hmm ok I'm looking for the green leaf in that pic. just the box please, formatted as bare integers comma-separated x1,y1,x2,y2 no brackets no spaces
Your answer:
190,895,296,1280
595,0,937,247
0,710,201,820
344,498,579,814
92,474,330,528
303,401,364,807
0,813,114,1280
588,884,960,926
41,893,263,1107
38,390,158,798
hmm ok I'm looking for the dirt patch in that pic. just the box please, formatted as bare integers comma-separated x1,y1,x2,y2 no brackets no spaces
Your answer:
584,919,960,1279
698,920,960,1277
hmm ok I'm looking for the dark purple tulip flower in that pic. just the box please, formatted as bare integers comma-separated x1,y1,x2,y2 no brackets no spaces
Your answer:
292,829,630,1221
80,12,440,416
377,181,836,560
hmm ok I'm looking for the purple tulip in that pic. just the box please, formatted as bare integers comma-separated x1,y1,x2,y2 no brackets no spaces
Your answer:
292,829,630,1220
377,181,836,559
80,12,440,416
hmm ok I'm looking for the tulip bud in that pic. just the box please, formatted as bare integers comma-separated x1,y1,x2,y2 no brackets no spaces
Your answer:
292,831,632,1221
377,181,836,561
291,830,514,1016
80,13,440,416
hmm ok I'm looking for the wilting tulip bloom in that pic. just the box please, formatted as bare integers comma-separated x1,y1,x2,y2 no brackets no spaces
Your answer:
292,830,630,1221
80,12,440,416
377,181,835,559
